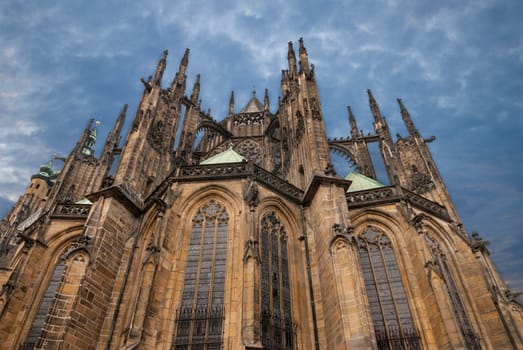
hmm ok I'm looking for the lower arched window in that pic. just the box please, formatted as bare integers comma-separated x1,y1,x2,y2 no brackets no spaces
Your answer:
173,200,228,350
358,227,421,349
425,235,480,349
260,211,295,349
23,250,88,349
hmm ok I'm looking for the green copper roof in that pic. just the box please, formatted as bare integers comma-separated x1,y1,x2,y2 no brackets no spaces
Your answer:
75,198,92,205
345,172,385,192
200,144,246,165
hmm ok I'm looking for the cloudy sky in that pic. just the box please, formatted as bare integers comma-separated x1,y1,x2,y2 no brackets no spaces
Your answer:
1,1,522,290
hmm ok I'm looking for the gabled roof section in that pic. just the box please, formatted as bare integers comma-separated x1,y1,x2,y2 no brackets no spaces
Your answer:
345,172,385,192
240,94,264,113
200,144,247,164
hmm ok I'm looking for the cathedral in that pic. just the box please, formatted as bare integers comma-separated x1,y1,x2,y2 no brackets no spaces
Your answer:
0,38,521,349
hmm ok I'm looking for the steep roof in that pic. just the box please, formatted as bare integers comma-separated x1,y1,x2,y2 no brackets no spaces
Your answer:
200,144,246,165
239,95,264,113
345,172,385,192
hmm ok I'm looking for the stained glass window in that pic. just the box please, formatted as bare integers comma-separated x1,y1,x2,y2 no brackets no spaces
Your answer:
358,227,421,350
425,235,480,349
260,211,295,349
23,252,88,349
173,200,228,350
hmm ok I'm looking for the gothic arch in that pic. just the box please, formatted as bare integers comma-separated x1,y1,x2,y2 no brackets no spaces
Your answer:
422,228,482,349
170,199,230,349
257,197,301,238
355,226,422,349
22,239,88,349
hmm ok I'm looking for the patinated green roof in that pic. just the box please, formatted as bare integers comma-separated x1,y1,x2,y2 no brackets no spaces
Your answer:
200,144,246,165
75,198,92,205
345,172,385,192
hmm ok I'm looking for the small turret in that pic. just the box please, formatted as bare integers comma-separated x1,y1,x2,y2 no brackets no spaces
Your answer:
264,89,270,111
81,120,100,156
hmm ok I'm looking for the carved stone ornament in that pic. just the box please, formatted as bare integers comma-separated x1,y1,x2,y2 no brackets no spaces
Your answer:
237,140,262,165
470,231,490,254
243,180,259,208
243,237,260,263
310,97,321,120
409,165,434,194
233,112,264,126
295,111,304,144
147,119,165,152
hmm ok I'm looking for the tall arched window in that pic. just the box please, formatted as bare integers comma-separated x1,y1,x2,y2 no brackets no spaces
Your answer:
260,211,294,349
358,227,420,349
23,251,88,349
173,200,228,350
425,235,480,349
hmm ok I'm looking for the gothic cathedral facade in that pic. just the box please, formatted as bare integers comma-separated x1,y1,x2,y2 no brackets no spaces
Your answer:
0,39,521,349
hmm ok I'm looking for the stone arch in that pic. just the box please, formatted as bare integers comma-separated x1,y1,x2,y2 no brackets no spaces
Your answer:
158,186,239,349
22,239,88,349
355,225,422,348
257,196,301,240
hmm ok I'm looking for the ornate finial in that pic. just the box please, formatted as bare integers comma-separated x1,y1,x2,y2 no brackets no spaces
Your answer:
228,142,234,150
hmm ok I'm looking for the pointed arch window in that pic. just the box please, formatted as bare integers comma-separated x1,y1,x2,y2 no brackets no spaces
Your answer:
23,250,88,349
358,227,421,349
173,200,228,350
260,211,295,349
425,235,480,349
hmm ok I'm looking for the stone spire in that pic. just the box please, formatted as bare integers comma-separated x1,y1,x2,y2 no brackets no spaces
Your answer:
190,74,200,105
287,41,297,75
367,89,393,143
397,98,419,137
153,49,168,87
229,91,235,115
264,88,270,111
170,48,189,92
298,37,310,73
347,106,359,139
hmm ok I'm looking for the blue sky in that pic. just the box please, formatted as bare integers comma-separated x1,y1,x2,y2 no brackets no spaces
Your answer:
1,1,522,290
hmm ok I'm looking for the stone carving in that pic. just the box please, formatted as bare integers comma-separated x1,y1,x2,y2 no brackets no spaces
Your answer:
237,140,262,165
470,231,490,254
243,237,260,263
409,165,434,194
53,203,91,217
310,97,321,120
147,119,165,152
60,235,91,261
233,112,264,126
243,180,259,208
295,111,304,143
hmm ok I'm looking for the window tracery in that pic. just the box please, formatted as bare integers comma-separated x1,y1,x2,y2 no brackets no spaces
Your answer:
358,227,420,349
173,200,228,350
